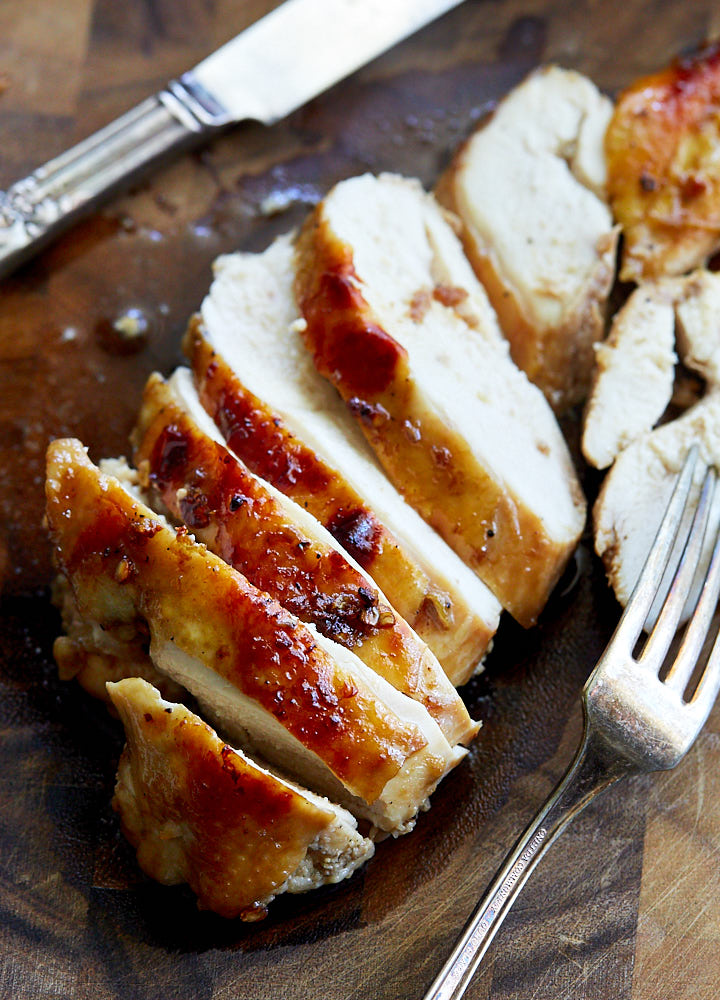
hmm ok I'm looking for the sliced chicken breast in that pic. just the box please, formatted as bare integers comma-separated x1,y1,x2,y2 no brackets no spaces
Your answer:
186,233,501,685
46,439,463,834
437,66,618,412
582,282,678,470
132,369,478,747
584,270,720,472
606,41,720,283
593,270,720,614
108,677,374,920
295,173,586,626
594,397,720,616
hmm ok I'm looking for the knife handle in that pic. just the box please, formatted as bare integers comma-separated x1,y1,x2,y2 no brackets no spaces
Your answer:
0,78,229,278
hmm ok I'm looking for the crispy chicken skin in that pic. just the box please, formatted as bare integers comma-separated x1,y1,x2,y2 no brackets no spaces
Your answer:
109,677,374,920
437,66,617,413
294,174,586,627
606,41,720,282
46,439,462,832
185,247,501,686
132,370,478,746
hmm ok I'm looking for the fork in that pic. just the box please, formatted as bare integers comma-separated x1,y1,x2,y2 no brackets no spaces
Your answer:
422,445,720,1000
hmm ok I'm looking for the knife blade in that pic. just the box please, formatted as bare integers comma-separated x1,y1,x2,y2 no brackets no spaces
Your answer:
0,0,463,279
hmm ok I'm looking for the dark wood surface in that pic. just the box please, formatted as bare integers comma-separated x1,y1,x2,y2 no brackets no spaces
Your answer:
1,2,720,998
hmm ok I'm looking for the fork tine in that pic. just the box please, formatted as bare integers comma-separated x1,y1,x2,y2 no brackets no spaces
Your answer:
688,622,720,721
613,445,699,649
639,466,716,674
665,500,720,695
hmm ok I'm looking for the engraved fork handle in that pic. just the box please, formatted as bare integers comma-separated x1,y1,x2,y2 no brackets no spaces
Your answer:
422,727,637,1000
0,78,232,278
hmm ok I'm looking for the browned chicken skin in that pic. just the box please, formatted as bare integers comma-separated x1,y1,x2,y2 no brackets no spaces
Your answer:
109,677,373,921
607,41,720,282
46,439,462,832
294,175,586,626
184,317,498,682
132,370,478,746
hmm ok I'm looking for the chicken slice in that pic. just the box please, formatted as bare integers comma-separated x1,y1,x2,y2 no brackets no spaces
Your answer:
606,41,720,282
108,677,374,920
673,270,720,383
46,439,463,834
582,282,678,470
583,269,720,471
186,233,501,685
132,368,478,747
594,397,720,616
294,173,586,627
593,270,720,612
436,66,618,412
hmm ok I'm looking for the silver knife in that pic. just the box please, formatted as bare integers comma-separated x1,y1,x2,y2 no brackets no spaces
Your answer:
0,0,462,278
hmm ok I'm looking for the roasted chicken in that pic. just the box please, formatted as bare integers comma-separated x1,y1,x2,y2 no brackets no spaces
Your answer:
185,233,501,684
295,173,587,626
132,368,478,746
591,270,720,612
46,440,464,834
606,41,720,282
109,677,373,921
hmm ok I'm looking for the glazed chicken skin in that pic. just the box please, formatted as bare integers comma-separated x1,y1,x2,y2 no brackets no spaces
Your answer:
46,439,463,833
185,236,502,685
606,41,720,282
294,173,586,626
109,677,374,921
132,368,478,747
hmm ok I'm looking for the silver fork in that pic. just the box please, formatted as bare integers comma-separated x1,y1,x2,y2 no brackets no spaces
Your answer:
423,445,720,1000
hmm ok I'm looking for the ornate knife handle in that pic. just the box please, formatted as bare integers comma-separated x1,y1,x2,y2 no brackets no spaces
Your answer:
0,76,232,278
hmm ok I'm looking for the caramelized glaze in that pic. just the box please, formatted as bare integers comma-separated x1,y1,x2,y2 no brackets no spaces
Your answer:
46,439,429,803
109,677,341,921
607,40,720,280
294,199,581,626
182,322,484,669
133,374,477,745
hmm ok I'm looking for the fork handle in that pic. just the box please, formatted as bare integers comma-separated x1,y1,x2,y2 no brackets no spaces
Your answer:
422,729,635,1000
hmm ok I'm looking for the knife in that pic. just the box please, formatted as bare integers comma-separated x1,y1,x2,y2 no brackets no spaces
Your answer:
0,0,463,279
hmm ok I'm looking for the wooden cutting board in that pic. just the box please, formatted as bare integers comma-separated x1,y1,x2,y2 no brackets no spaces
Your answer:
2,2,720,998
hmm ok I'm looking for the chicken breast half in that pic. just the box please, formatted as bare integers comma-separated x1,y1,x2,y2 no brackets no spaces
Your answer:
46,440,464,834
109,677,374,921
437,66,618,412
132,368,478,747
186,233,501,685
295,173,586,626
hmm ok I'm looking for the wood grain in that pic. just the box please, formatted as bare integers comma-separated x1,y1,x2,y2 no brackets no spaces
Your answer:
1,1,720,998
